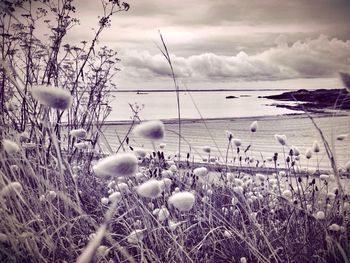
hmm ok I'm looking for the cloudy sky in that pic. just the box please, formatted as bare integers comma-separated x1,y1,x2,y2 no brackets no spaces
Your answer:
56,0,350,89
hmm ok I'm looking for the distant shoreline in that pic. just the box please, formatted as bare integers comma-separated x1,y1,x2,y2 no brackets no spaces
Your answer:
110,88,294,93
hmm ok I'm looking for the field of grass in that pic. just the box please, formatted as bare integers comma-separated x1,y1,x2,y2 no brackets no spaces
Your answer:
1,1,350,262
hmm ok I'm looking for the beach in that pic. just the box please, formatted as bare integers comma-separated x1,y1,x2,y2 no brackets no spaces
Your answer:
101,113,350,171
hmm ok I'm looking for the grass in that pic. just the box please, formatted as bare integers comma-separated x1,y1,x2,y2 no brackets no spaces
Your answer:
1,1,350,262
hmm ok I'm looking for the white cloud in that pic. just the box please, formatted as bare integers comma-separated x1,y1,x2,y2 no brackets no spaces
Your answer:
119,35,350,83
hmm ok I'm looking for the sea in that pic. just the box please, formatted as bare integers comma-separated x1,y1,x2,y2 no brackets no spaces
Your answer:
99,89,350,172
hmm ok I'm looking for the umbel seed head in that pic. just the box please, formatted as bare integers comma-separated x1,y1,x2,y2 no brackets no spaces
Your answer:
31,85,72,110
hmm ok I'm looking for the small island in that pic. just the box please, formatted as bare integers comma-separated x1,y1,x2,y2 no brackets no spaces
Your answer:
262,88,350,112
225,95,238,99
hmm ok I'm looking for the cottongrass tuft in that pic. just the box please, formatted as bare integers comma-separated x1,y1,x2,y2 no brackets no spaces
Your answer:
31,85,72,110
75,142,89,150
127,229,144,244
133,148,147,158
137,179,162,198
282,189,292,199
168,191,195,212
2,139,20,154
93,153,138,178
232,138,242,147
344,161,350,172
250,120,258,132
328,223,341,232
202,146,211,153
158,206,170,221
70,128,87,139
274,134,287,146
1,182,23,196
312,140,320,153
101,197,109,205
108,191,121,203
315,211,325,220
193,167,208,177
133,120,165,140
291,146,300,156
305,148,313,159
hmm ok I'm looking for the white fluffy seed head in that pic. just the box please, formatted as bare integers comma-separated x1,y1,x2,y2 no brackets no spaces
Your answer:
31,85,72,110
75,142,89,150
1,182,23,196
137,179,162,198
2,139,20,154
93,153,138,178
250,121,258,132
312,140,320,153
133,120,165,140
274,134,287,146
315,211,325,220
202,146,211,153
282,190,292,199
193,167,208,177
109,191,122,203
70,128,87,139
233,138,242,147
305,148,313,159
127,229,144,244
328,223,340,232
133,148,147,158
291,146,300,156
158,207,170,221
101,197,109,205
168,191,195,212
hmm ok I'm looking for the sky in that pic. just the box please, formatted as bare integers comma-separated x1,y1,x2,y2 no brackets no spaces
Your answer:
26,0,350,90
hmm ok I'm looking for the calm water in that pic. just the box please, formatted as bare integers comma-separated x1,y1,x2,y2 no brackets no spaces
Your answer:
108,90,302,121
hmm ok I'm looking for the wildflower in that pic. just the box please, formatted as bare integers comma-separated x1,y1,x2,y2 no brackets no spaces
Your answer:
169,220,184,231
116,182,130,194
48,190,57,199
328,223,340,232
336,134,348,141
127,229,144,244
202,196,210,203
108,191,121,203
312,140,320,153
291,146,300,156
31,85,72,110
305,148,313,159
158,178,172,192
133,120,165,140
1,182,23,196
134,148,147,158
256,173,266,182
70,128,87,139
225,131,233,141
137,180,162,198
193,167,208,177
101,197,109,205
223,230,234,238
169,164,177,173
274,134,287,146
233,186,244,195
93,153,138,178
168,191,195,212
320,174,329,181
161,170,172,178
282,189,292,199
75,142,89,150
233,138,242,147
158,206,170,221
315,211,325,220
2,139,20,154
202,146,211,153
250,120,258,132
234,178,244,186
